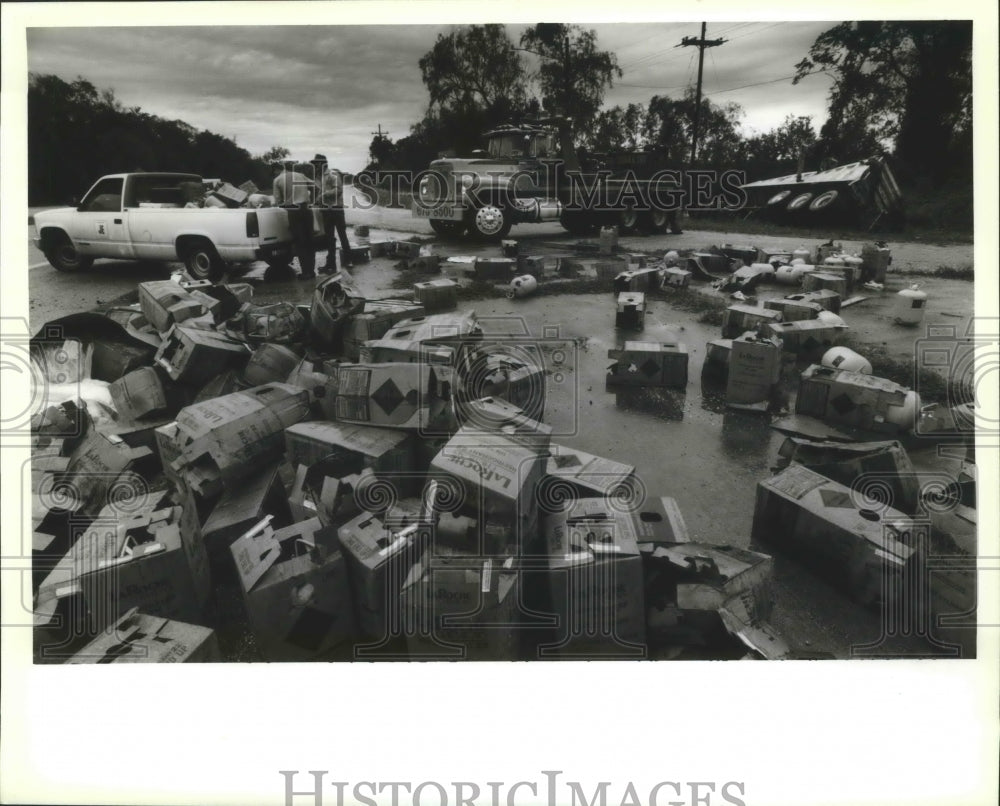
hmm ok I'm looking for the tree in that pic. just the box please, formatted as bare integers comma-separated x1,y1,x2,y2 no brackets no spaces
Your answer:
519,23,622,137
743,115,818,180
419,25,528,121
794,21,972,184
642,90,745,168
258,146,290,164
584,103,646,153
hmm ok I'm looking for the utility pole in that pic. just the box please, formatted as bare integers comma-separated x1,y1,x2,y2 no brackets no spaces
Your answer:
371,124,389,140
679,23,726,163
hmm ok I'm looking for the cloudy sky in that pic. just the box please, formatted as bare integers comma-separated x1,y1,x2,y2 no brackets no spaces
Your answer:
25,17,836,173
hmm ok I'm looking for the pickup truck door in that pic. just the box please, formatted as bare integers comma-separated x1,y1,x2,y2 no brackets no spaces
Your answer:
70,176,132,257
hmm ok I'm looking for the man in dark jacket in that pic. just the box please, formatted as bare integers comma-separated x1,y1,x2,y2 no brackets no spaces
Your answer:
312,154,353,273
273,160,318,279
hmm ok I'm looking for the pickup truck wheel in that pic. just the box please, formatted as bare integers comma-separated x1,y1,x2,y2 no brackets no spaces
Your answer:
617,208,640,234
429,219,467,239
45,233,93,272
468,204,512,241
638,209,669,235
182,240,224,281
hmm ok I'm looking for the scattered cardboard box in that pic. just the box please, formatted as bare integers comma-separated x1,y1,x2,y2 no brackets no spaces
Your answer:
342,299,425,360
607,340,688,390
327,363,454,431
721,304,782,340
795,365,918,435
766,320,847,357
231,517,356,660
786,289,841,313
242,343,301,387
413,279,458,312
615,291,646,330
726,332,782,410
154,325,251,385
762,298,823,322
66,608,220,663
109,366,179,421
201,462,291,557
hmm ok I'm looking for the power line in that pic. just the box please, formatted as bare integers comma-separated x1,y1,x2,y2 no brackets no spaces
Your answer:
679,22,727,162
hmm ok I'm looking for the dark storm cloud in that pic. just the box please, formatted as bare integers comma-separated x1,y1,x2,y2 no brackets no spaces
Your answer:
26,21,836,171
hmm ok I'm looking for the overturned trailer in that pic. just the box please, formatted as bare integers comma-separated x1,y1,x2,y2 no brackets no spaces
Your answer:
741,156,904,230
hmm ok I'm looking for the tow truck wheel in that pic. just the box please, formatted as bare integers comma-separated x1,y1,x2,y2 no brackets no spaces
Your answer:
429,219,467,239
638,209,669,235
44,232,93,272
468,203,512,241
181,238,225,282
617,208,640,234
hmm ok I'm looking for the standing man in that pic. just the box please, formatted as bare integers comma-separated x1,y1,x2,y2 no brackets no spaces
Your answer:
312,154,353,273
273,159,318,279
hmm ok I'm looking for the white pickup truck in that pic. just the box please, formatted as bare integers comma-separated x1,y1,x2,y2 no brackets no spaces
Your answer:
32,172,304,280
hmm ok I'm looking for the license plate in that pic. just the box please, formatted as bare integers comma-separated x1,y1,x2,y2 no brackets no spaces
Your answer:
412,202,461,221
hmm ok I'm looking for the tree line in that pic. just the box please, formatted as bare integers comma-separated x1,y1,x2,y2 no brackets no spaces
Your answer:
27,73,290,205
365,21,973,220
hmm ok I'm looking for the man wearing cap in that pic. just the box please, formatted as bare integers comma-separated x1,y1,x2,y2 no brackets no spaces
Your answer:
312,154,353,273
273,160,319,279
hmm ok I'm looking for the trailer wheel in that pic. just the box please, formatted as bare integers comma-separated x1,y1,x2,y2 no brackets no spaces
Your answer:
638,209,669,234
181,238,225,281
809,190,840,212
617,207,640,234
787,193,814,211
467,203,511,240
44,231,93,272
429,219,467,239
766,190,792,207
559,210,598,235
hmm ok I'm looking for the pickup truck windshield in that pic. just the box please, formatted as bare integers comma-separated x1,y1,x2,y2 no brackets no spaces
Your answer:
79,177,124,212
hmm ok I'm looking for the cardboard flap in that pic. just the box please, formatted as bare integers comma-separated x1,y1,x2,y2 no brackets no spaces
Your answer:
230,516,280,591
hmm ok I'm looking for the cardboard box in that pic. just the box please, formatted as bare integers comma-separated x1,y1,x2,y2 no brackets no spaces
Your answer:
705,338,733,368
91,339,155,382
201,462,291,557
66,608,220,663
763,298,823,322
537,501,646,657
615,291,646,331
231,517,355,660
766,320,847,357
413,279,458,312
310,272,365,349
242,343,301,387
342,299,426,360
456,397,552,451
663,267,691,288
223,301,307,346
430,426,546,552
613,267,664,294
284,420,415,473
34,504,210,654
393,241,423,259
109,366,178,421
459,346,546,423
726,332,782,409
61,432,155,517
154,325,251,385
606,340,688,390
210,182,249,207
287,463,376,526
775,438,920,515
752,465,922,604
785,289,841,313
474,257,517,282
138,281,210,333
595,258,627,281
721,304,782,340
168,383,311,497
544,442,637,502
341,245,371,265
861,242,892,283
338,511,430,638
802,271,847,296
795,365,915,434
404,254,440,273
328,362,454,431
192,369,247,404
360,310,480,365
399,547,520,660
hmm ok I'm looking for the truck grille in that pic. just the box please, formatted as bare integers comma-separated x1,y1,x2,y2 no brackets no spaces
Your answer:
419,164,452,205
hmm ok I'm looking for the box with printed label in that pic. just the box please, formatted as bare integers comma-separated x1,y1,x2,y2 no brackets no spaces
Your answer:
430,427,546,551
231,517,356,661
67,608,220,663
795,364,916,434
329,363,454,431
459,346,546,423
399,547,520,660
138,281,211,333
751,464,921,604
60,432,155,518
721,304,782,340
766,320,847,357
543,443,636,501
201,462,291,557
361,311,481,365
413,279,458,313
726,332,782,409
785,289,841,313
536,500,646,658
284,421,415,474
802,271,847,296
606,340,688,390
168,383,311,497
110,366,180,421
455,397,552,452
338,511,430,638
